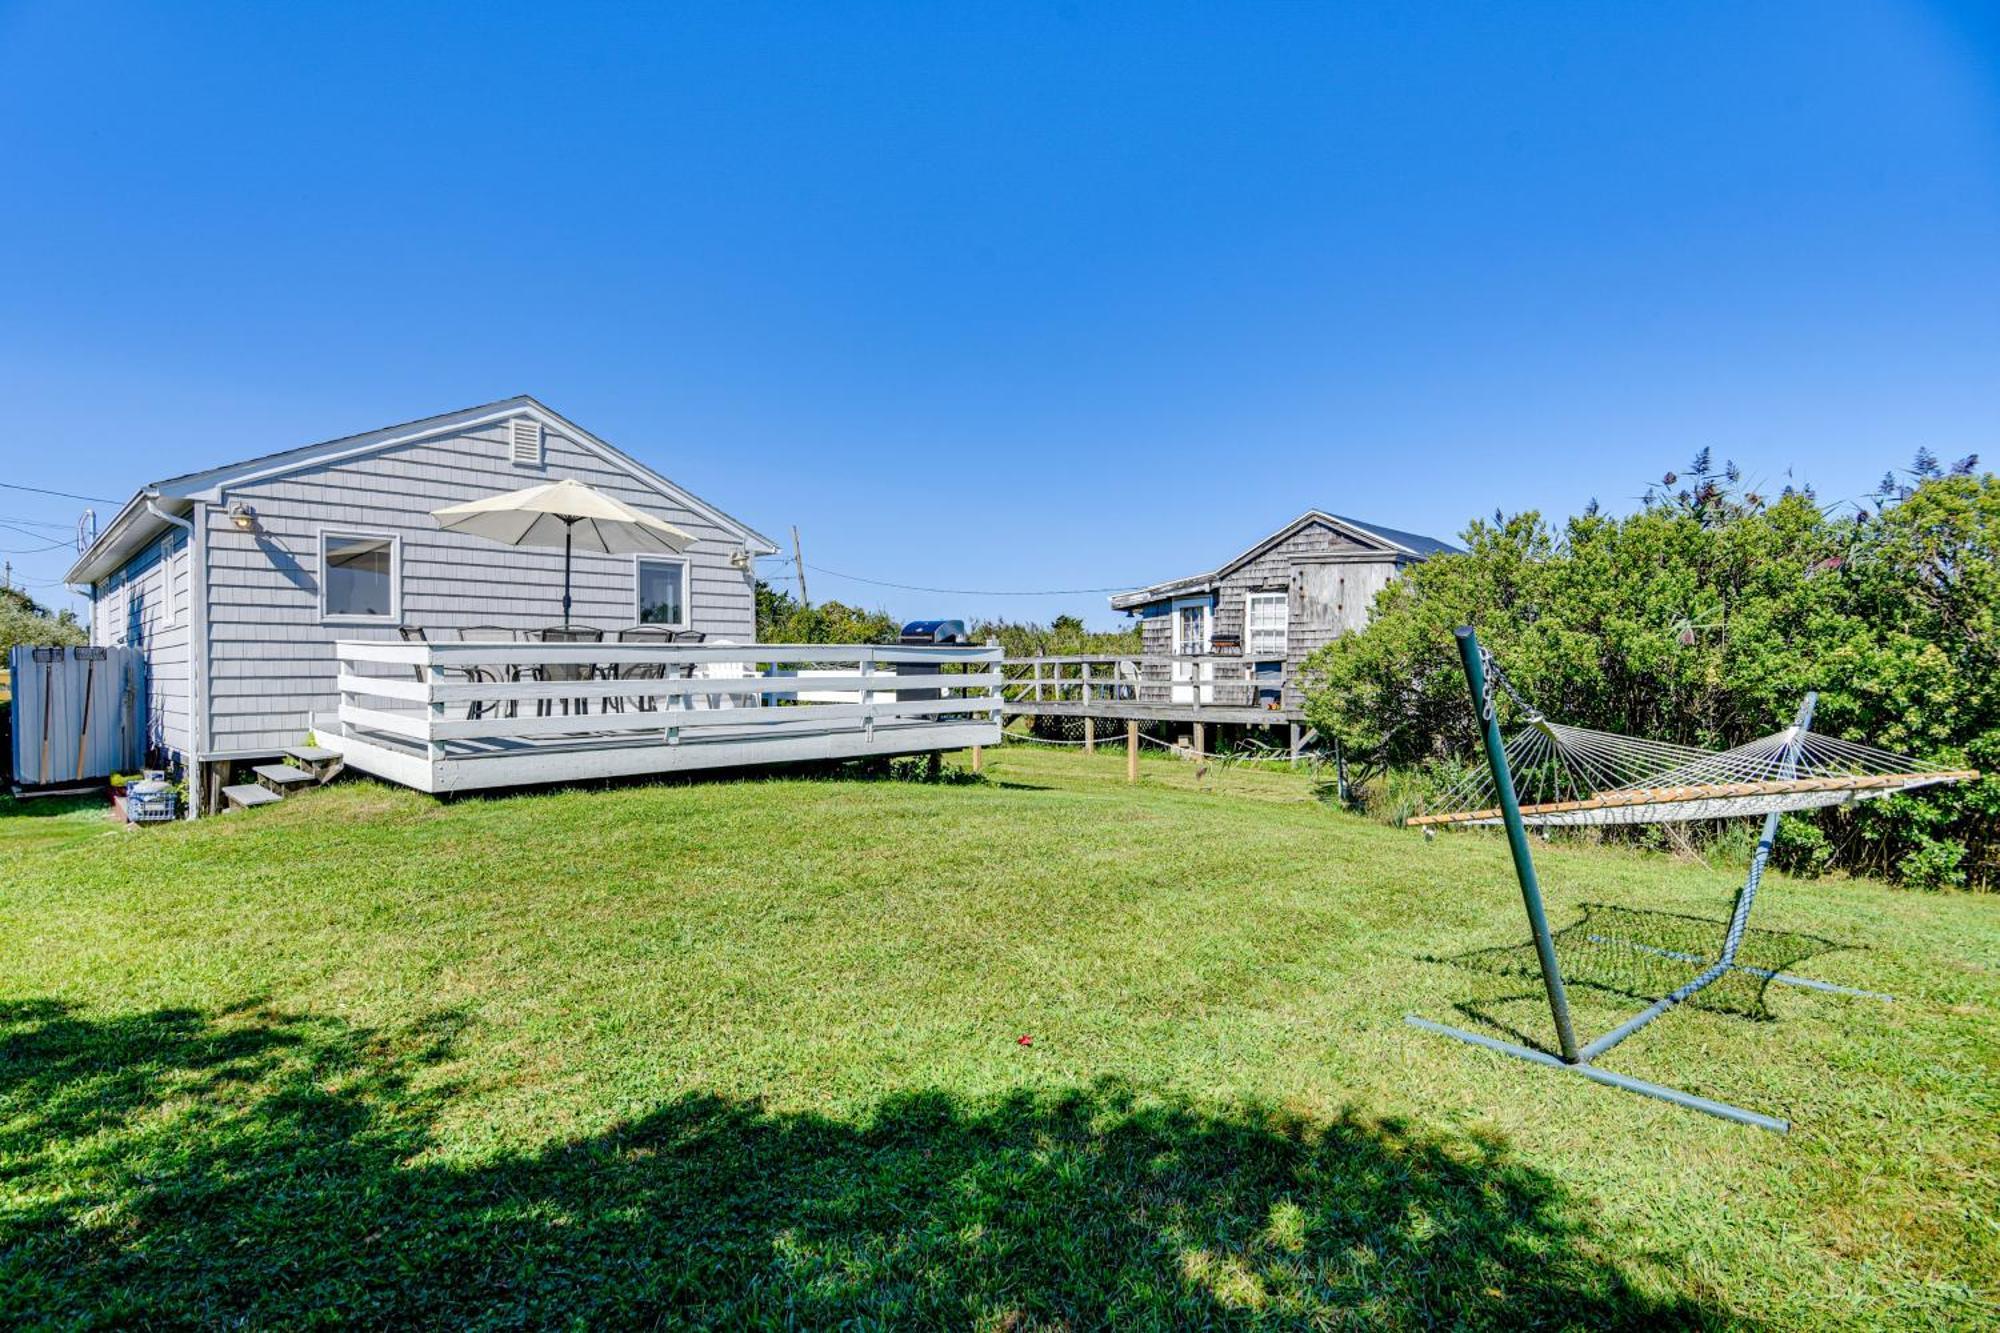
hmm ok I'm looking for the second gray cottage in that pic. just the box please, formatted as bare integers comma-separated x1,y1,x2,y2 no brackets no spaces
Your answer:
1108,511,1460,712
65,396,779,801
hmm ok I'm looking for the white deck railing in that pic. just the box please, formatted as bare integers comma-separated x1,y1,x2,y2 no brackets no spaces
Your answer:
333,640,1004,753
1000,653,1292,712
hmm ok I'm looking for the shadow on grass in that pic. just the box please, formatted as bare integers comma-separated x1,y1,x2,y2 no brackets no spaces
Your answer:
433,753,1007,810
0,999,1715,1328
0,793,107,821
1427,901,1858,1024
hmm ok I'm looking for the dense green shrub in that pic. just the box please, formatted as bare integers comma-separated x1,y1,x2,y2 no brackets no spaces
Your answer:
0,586,86,656
971,614,1140,659
755,581,901,645
1301,457,2000,888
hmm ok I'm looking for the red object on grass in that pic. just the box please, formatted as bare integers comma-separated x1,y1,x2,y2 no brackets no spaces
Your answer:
1017,1035,1033,1046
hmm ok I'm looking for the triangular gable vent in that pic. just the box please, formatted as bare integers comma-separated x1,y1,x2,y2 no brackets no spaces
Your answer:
509,417,545,467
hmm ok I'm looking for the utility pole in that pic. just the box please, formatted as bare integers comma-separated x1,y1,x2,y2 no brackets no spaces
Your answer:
791,525,811,608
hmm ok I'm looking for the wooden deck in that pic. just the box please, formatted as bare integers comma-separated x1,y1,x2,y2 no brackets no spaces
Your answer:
999,654,1305,727
320,641,1003,794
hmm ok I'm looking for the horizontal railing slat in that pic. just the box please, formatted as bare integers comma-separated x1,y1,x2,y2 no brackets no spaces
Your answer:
416,695,998,741
339,670,1001,705
337,641,1002,669
338,702,431,741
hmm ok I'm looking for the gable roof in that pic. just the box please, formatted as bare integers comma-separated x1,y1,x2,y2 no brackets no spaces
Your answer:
66,396,780,584
1108,509,1461,610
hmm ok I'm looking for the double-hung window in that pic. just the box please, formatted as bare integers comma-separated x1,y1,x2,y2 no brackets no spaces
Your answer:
1246,592,1288,656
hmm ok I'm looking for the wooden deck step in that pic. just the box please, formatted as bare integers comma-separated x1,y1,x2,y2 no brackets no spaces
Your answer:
253,763,316,794
221,783,283,811
284,745,342,779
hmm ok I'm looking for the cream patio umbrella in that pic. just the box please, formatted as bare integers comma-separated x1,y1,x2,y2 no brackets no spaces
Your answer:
431,478,695,623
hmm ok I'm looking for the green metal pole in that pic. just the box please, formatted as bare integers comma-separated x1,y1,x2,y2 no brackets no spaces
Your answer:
1455,626,1579,1062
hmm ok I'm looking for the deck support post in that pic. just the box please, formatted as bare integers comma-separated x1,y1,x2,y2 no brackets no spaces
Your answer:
1084,716,1095,753
1192,721,1205,758
1127,721,1138,783
1288,723,1302,766
971,745,982,773
425,658,444,765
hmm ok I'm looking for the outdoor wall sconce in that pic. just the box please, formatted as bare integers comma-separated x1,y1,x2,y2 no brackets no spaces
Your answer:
227,501,257,531
728,546,751,570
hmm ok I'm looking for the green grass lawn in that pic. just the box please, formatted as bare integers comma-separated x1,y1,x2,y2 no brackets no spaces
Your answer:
2,746,1995,1328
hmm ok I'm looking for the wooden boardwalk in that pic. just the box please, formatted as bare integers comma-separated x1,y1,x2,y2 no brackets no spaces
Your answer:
998,654,1317,761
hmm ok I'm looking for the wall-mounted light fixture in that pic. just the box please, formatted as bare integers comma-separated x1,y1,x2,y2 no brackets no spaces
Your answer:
728,547,752,570
227,501,257,532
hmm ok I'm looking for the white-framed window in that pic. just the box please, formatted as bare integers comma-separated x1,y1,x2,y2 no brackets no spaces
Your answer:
634,556,689,628
102,576,127,646
1245,591,1288,656
1173,598,1211,655
167,539,186,628
319,530,401,623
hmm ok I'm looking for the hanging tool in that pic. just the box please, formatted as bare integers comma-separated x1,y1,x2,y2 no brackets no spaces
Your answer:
33,647,61,784
73,647,107,780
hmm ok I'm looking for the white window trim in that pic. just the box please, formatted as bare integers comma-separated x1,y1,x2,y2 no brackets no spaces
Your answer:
168,539,186,629
317,528,403,625
632,554,691,630
104,575,128,646
1244,590,1288,658
1170,595,1212,655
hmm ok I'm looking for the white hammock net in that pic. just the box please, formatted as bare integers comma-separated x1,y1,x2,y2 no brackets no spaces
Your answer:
1406,715,1977,829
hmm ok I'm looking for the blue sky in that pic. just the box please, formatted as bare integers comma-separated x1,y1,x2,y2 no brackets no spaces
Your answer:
2,2,1996,626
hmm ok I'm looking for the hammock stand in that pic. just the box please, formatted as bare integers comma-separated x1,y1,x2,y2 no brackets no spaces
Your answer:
1405,626,1978,1133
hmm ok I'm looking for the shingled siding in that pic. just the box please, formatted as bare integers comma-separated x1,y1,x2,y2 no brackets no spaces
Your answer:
1121,518,1414,713
92,527,192,759
201,420,758,758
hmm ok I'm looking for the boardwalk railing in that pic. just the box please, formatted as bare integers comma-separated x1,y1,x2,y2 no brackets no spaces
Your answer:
999,654,1293,714
333,640,1004,758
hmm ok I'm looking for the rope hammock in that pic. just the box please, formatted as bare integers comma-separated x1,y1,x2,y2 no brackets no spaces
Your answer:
1404,658,1976,829
1405,628,1982,1132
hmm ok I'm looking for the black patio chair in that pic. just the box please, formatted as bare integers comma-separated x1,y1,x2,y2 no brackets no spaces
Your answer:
535,625,603,717
613,625,679,711
399,624,492,722
458,626,521,719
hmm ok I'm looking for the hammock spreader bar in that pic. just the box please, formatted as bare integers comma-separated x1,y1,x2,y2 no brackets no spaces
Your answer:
1403,770,1979,828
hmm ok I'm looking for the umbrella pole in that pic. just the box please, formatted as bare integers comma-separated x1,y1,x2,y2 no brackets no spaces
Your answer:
562,521,574,624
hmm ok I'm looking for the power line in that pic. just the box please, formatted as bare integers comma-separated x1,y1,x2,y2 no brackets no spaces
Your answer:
801,560,1138,598
0,521,74,544
0,480,120,504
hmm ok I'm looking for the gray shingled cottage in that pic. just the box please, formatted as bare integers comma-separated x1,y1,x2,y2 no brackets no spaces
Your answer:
1108,511,1460,714
65,397,780,809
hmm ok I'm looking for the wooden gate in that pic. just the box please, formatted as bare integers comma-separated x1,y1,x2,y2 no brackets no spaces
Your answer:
6,645,146,790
